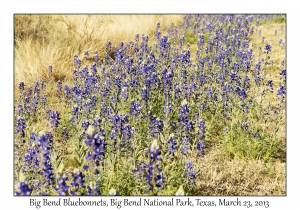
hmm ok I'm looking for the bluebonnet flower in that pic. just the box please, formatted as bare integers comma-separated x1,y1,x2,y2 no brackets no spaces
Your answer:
196,141,205,156
87,182,100,196
121,124,132,141
134,161,147,180
36,131,55,186
62,127,69,140
184,161,196,185
242,40,249,48
106,41,112,53
71,105,79,122
242,121,248,132
199,101,206,110
198,120,206,135
85,125,106,167
24,133,40,171
40,94,47,108
244,104,249,114
224,127,228,133
40,78,46,90
130,78,139,88
181,136,190,156
179,100,189,122
179,35,185,48
232,62,239,70
33,82,40,95
135,34,139,42
206,87,213,97
253,133,260,138
74,54,81,69
236,87,247,99
48,65,52,76
266,80,273,91
33,180,40,190
159,36,170,50
146,140,164,193
14,117,26,138
70,169,86,195
64,85,71,98
155,174,165,189
19,82,25,92
57,80,63,94
163,104,172,116
30,96,39,114
277,85,286,96
28,88,32,97
16,181,32,196
17,104,23,115
244,75,250,88
167,134,177,157
141,86,149,101
111,114,128,133
162,67,173,88
50,111,60,129
280,69,286,83
84,51,89,59
199,73,207,85
92,51,98,63
150,117,164,138
15,172,32,196
55,174,69,196
281,60,285,68
184,120,194,133
174,85,181,100
265,44,272,53
150,139,162,162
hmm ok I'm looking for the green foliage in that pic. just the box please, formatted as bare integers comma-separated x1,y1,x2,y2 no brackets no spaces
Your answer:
220,123,282,162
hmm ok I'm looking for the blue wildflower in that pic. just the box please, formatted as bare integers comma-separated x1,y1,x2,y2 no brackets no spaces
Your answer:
14,117,26,138
55,174,69,196
50,111,60,129
16,181,32,196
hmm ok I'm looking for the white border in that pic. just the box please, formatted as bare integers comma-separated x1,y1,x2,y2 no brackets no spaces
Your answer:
2,1,297,209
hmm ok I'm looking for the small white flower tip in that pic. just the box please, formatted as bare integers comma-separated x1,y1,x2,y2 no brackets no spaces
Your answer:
109,188,118,196
86,125,95,137
57,163,65,175
175,185,185,196
19,171,26,182
181,99,188,105
150,139,159,152
38,130,46,137
73,168,79,174
89,181,96,189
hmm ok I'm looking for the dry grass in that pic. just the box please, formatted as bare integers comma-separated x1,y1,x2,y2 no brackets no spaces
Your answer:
194,148,285,196
14,15,184,85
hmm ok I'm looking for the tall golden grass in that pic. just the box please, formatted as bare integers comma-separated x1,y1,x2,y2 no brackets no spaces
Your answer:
14,15,184,85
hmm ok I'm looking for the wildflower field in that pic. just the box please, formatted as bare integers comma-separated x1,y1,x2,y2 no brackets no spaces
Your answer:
14,14,286,196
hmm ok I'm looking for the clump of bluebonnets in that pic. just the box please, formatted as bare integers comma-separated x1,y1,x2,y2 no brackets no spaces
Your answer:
14,14,286,195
